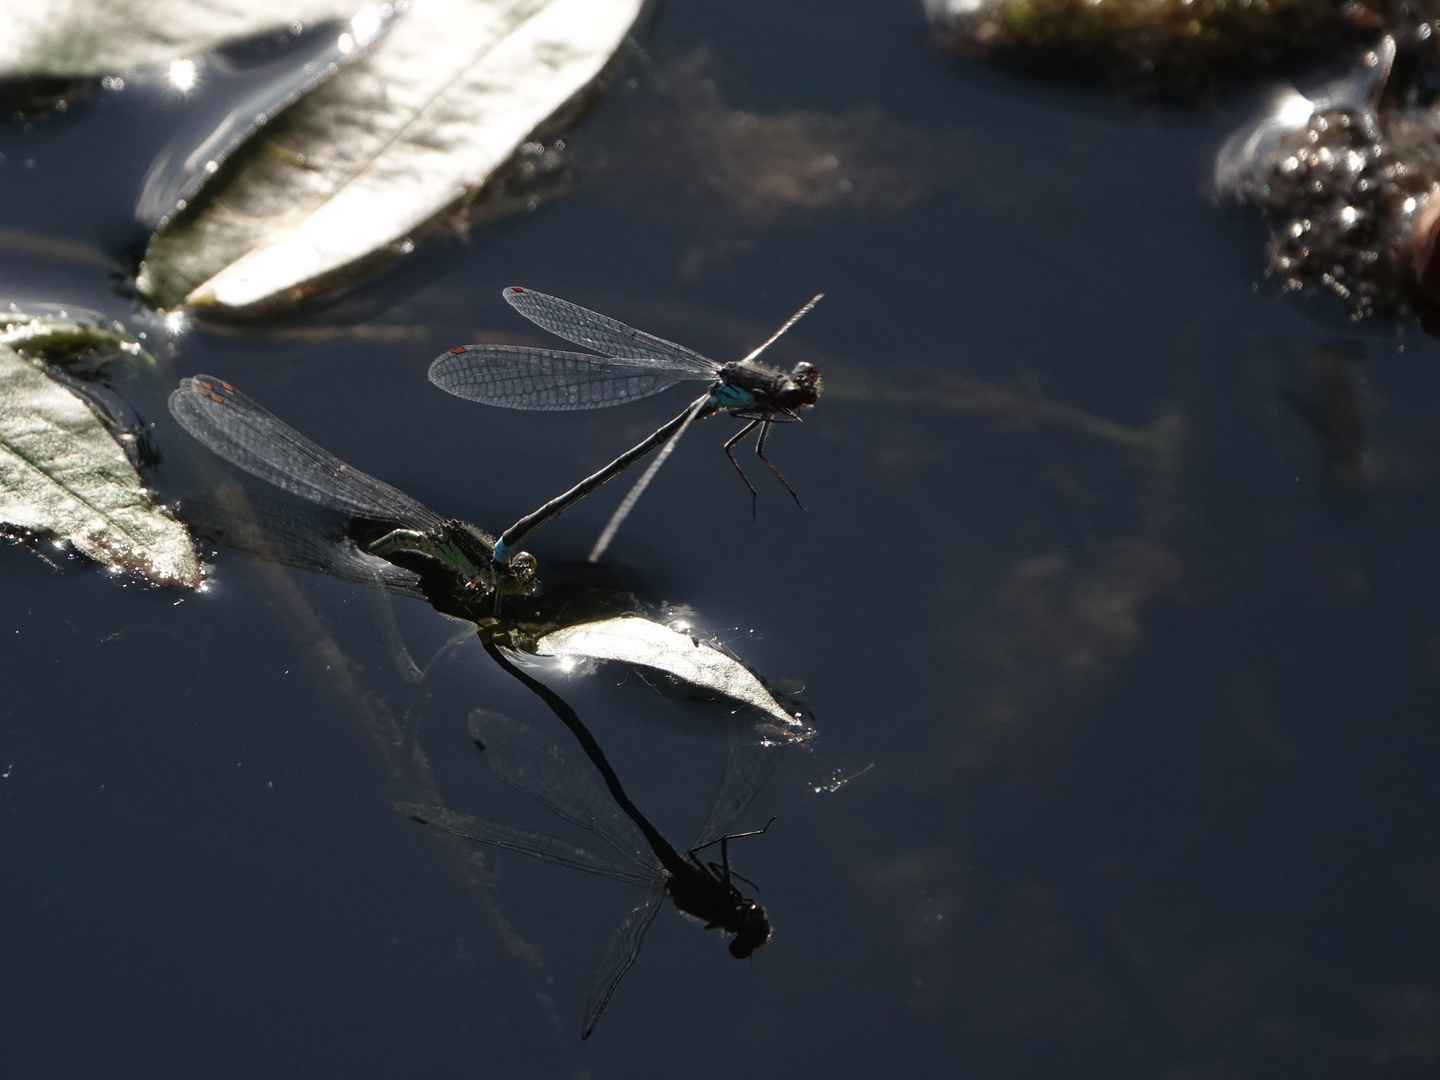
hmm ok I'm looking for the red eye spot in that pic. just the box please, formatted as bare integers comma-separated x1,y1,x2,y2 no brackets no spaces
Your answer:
449,346,466,354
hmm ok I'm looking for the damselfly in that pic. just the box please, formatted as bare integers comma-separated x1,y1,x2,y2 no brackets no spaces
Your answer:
429,287,823,564
397,707,778,1039
168,377,537,610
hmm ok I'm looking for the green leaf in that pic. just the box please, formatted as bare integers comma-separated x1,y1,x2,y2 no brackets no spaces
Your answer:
137,0,645,317
532,616,813,742
0,323,201,587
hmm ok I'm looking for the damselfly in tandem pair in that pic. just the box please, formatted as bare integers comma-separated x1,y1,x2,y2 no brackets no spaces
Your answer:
168,377,538,613
429,286,824,565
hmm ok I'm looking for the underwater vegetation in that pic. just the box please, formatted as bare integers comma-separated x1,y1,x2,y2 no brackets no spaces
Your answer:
925,0,1369,97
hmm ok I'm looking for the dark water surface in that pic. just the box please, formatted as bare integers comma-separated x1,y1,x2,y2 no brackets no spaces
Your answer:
5,3,1440,1078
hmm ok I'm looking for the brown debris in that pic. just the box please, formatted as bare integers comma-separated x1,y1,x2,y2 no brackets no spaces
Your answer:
975,538,1183,727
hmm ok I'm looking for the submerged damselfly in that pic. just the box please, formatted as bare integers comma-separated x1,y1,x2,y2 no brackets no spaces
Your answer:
168,377,538,610
429,286,823,563
397,704,779,1039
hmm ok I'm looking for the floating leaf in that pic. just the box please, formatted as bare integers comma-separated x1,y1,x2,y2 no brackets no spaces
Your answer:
0,322,201,587
0,0,370,77
533,615,812,740
134,7,406,230
137,0,645,317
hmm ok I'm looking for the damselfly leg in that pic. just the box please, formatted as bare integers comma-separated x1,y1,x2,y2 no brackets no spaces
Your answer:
722,420,763,518
689,816,778,883
722,420,805,519
755,419,805,510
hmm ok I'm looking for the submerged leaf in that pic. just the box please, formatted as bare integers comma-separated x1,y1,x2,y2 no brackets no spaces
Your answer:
138,0,645,316
533,615,812,740
0,327,201,587
0,0,369,77
0,307,157,367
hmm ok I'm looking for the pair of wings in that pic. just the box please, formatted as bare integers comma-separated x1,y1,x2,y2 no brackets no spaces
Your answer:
169,376,448,534
428,287,723,412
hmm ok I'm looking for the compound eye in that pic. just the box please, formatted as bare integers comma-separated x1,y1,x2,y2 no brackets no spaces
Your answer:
794,361,817,376
775,382,804,409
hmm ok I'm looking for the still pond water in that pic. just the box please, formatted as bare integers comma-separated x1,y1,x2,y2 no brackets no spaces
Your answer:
4,2,1440,1078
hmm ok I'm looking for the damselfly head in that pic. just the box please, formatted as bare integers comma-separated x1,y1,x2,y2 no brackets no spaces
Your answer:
727,900,773,958
498,550,538,595
775,361,821,410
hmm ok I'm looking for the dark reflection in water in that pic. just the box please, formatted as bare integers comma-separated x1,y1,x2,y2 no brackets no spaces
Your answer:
399,694,779,1040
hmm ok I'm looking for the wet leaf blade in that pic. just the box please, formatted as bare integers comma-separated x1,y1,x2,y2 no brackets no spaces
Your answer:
0,344,201,587
533,616,810,737
138,0,645,315
0,0,368,77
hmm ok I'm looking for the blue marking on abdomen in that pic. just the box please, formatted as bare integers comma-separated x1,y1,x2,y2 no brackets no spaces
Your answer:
493,538,511,564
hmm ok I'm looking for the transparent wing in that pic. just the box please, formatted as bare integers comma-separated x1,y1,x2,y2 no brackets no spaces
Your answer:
169,377,446,531
504,287,720,377
180,492,427,599
395,802,662,889
469,710,656,876
693,736,785,849
429,344,693,411
587,394,708,562
581,889,666,1040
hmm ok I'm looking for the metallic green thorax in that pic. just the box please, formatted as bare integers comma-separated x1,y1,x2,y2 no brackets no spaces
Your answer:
367,520,536,600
